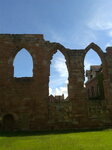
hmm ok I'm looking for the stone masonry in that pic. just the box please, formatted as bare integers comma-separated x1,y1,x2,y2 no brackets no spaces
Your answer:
0,34,112,131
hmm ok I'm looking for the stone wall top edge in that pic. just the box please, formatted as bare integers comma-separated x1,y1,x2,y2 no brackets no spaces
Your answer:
65,49,85,54
69,49,85,52
0,34,44,39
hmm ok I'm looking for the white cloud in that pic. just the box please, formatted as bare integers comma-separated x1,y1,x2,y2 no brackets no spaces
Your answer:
49,53,68,88
105,40,112,47
84,60,91,71
49,52,68,98
108,30,112,37
50,86,68,98
49,77,67,88
49,87,52,95
84,60,92,82
88,18,112,31
53,56,68,77
70,28,97,48
87,1,112,32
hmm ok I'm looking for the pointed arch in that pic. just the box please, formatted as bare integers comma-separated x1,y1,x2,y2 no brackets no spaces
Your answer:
84,46,105,100
13,48,33,77
49,50,69,99
48,43,69,70
84,43,105,65
84,43,108,78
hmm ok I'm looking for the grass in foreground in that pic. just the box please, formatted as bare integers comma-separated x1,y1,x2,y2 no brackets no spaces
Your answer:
0,129,112,150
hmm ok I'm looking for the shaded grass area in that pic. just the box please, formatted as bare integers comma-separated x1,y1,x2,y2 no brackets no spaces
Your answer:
0,129,112,150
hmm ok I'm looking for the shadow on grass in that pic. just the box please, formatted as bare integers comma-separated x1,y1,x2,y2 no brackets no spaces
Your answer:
0,128,111,137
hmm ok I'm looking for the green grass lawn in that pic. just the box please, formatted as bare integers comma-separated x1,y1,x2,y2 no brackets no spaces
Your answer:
0,129,112,150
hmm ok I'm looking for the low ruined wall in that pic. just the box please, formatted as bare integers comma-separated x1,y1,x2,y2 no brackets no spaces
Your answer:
48,101,72,123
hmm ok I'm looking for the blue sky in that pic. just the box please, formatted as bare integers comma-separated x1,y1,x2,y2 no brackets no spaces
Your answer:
0,0,112,98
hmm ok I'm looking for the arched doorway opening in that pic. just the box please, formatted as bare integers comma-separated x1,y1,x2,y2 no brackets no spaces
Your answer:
49,50,69,101
2,114,15,131
84,49,105,100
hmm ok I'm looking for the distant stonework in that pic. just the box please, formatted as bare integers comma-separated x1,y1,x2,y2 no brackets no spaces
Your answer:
49,94,65,102
85,65,105,100
86,65,102,81
0,34,112,131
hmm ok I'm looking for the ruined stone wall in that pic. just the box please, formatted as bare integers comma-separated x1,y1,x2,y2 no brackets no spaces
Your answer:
0,34,111,131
